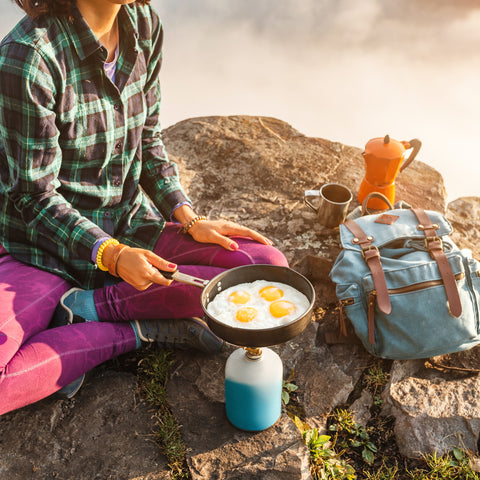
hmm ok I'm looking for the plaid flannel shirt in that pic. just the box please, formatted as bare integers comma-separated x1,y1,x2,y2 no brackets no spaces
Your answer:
0,4,190,288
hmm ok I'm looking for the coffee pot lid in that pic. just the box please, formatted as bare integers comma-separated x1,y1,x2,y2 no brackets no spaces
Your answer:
364,135,406,160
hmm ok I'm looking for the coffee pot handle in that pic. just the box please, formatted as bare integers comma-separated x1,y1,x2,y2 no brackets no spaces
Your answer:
399,138,422,172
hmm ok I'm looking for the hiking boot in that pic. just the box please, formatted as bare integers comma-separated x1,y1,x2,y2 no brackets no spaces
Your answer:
57,373,86,399
133,317,224,354
50,287,87,328
49,288,87,398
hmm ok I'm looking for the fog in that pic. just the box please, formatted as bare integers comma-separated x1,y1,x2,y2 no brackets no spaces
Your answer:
2,0,480,200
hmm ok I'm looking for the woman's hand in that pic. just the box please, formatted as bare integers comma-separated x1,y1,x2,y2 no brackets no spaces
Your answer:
187,219,273,251
173,205,273,251
103,244,177,291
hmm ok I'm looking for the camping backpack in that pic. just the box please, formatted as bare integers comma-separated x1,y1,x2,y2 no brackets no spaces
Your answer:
329,207,480,360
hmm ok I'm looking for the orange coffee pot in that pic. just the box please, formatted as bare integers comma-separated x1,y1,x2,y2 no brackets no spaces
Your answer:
358,135,422,210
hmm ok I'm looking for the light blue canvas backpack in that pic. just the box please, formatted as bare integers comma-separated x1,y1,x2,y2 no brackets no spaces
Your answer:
329,207,480,359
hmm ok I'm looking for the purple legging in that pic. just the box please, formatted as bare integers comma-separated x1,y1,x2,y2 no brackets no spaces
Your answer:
0,224,287,415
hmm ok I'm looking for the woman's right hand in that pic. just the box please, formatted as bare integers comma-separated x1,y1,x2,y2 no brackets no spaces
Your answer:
102,244,177,290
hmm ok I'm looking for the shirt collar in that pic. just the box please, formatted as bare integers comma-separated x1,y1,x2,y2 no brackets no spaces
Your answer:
61,4,139,62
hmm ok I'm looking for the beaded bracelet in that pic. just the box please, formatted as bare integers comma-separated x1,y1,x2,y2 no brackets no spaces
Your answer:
108,244,128,277
96,238,120,271
181,215,207,234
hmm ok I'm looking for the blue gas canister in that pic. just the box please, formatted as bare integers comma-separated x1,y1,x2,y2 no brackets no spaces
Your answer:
224,347,283,431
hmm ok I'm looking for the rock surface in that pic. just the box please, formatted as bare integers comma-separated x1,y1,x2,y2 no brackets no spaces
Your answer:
447,196,480,260
0,115,478,478
382,357,480,459
163,115,447,273
0,370,171,480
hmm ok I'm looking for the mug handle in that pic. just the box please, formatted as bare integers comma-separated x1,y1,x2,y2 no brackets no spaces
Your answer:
304,190,320,213
400,138,422,172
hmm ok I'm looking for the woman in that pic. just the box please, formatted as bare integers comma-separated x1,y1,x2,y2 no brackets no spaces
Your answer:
0,0,288,415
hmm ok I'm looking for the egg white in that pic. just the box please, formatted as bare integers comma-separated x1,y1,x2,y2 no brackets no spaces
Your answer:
206,280,310,329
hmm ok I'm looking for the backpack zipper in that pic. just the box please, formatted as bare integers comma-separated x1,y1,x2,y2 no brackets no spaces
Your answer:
379,272,465,295
339,272,465,306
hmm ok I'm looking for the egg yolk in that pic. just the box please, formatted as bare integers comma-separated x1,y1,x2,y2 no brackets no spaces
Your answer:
228,291,251,305
236,307,257,323
259,285,284,302
269,300,296,318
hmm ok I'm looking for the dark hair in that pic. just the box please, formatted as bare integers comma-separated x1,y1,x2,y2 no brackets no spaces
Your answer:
13,0,151,19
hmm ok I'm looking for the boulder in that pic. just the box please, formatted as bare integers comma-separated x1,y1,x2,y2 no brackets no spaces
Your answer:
447,196,480,260
382,357,480,458
163,115,448,308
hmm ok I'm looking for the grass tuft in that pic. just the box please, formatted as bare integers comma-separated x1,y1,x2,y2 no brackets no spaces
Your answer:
137,348,191,480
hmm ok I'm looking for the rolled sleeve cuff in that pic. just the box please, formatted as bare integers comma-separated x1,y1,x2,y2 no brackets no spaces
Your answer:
170,201,192,223
91,236,112,264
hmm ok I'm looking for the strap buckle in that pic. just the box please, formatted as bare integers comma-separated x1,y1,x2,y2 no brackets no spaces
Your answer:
424,235,443,252
361,244,380,260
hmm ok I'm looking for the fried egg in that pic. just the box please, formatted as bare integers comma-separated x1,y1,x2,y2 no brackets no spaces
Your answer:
206,280,310,329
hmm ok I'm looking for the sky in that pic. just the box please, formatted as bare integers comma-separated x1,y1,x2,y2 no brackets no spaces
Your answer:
1,0,479,201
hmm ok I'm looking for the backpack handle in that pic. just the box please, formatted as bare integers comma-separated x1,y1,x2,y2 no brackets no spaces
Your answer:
361,192,393,216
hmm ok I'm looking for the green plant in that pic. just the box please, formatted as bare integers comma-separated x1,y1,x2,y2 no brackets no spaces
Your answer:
293,417,356,480
407,448,480,480
364,362,390,407
364,460,399,479
138,349,190,480
329,408,378,465
282,379,298,405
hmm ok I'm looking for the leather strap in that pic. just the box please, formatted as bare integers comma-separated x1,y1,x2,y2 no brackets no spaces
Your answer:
338,301,348,337
412,209,462,317
344,220,391,315
368,293,376,345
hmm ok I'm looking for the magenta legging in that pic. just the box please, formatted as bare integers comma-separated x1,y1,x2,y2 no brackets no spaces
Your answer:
0,223,288,415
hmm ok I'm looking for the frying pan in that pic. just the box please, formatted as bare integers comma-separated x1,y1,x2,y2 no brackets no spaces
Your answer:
162,264,315,347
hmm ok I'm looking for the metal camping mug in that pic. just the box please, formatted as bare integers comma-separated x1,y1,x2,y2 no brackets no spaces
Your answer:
304,183,353,228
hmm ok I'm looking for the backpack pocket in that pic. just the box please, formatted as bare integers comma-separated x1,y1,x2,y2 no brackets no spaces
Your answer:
339,253,480,359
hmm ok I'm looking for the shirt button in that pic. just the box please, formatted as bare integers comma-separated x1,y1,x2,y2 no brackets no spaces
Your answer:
114,104,121,111
104,211,111,218
115,143,122,151
113,179,121,186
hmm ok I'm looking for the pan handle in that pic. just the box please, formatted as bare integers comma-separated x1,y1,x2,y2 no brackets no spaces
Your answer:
157,268,209,288
158,269,175,280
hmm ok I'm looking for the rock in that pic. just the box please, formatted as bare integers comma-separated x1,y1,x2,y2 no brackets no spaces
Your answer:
447,196,480,260
163,115,447,269
187,415,312,480
382,358,480,458
0,370,171,480
349,389,374,427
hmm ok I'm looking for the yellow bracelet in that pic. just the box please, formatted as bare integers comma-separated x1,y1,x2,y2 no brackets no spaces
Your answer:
96,238,120,271
181,215,207,234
